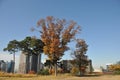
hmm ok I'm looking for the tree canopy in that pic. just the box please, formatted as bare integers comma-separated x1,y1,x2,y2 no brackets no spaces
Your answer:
4,36,44,55
3,40,20,54
3,37,44,73
19,36,44,55
33,16,81,76
71,39,89,76
34,16,81,61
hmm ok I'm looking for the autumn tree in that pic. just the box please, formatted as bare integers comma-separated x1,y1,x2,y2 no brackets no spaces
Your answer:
33,16,81,76
71,39,88,76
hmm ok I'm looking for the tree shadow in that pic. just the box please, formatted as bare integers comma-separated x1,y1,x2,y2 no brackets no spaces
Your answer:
76,74,102,77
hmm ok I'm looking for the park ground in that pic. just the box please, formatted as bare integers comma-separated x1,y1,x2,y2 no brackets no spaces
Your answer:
0,74,120,80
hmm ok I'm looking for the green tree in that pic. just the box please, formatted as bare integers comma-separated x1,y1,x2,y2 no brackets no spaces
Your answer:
44,59,52,68
3,37,44,73
3,40,20,73
19,37,44,73
33,16,81,76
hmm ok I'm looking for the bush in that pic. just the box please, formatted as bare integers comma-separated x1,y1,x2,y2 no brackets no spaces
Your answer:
114,70,120,75
57,68,63,73
28,70,35,74
49,69,54,74
70,67,79,75
109,64,120,75
37,69,49,75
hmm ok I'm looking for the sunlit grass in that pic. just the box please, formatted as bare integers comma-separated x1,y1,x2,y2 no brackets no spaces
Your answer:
0,72,72,80
0,71,36,77
0,71,120,80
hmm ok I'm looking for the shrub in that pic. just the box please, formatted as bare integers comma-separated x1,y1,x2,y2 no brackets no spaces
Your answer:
57,68,63,73
28,70,35,74
114,70,120,75
37,69,49,75
49,69,54,74
109,64,120,75
70,67,79,75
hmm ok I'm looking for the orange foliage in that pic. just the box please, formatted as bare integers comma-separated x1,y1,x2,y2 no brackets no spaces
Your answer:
109,64,120,71
37,16,81,61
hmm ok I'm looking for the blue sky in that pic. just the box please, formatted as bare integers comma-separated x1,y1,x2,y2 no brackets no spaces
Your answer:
0,0,120,69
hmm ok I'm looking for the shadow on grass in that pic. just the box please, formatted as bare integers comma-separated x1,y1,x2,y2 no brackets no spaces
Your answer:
76,74,102,77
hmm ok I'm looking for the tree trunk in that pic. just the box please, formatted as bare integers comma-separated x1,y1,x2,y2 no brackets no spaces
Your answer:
54,62,57,76
37,53,41,73
30,54,32,71
25,55,30,73
79,64,83,76
13,52,15,73
79,66,84,76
